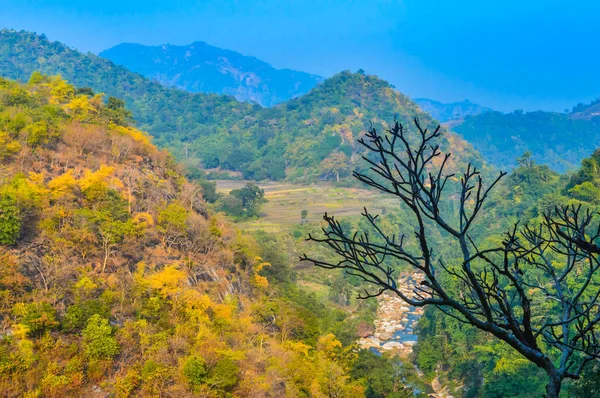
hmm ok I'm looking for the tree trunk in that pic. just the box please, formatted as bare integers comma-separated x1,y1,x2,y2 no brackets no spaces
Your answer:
127,187,132,214
336,170,339,183
102,247,109,273
544,374,561,398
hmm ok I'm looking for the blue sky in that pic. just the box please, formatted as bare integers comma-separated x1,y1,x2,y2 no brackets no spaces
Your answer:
1,0,599,111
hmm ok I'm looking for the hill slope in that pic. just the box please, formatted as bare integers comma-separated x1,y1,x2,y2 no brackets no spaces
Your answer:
100,42,323,107
571,98,600,119
0,75,383,397
0,29,254,145
0,30,481,182
414,98,492,123
179,70,484,181
452,108,600,172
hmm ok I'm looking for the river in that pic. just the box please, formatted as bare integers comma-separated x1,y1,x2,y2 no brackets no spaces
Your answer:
357,272,455,398
357,272,425,354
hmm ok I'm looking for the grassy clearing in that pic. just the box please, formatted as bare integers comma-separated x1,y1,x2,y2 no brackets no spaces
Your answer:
297,280,330,301
216,180,396,310
216,180,400,229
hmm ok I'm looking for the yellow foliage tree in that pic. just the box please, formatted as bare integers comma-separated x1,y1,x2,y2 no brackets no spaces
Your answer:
63,95,99,121
48,75,75,104
0,131,21,160
252,257,271,290
48,170,77,199
144,265,187,298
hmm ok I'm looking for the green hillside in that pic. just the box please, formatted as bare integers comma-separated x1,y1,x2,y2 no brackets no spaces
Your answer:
0,30,482,182
0,29,255,147
452,107,600,172
180,70,483,181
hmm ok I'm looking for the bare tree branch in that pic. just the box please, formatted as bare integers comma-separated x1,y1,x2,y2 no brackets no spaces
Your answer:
302,119,600,398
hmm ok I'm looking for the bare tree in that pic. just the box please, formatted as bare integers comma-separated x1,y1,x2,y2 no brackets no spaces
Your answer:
301,119,600,397
119,168,143,214
99,227,119,273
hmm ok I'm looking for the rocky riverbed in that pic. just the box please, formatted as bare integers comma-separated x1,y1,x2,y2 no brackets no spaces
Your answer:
357,272,456,397
358,272,425,355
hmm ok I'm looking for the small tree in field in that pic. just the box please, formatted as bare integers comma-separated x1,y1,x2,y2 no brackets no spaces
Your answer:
302,119,600,397
301,209,308,224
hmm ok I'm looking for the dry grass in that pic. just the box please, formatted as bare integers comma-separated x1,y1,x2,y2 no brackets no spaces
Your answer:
216,180,399,301
216,180,400,229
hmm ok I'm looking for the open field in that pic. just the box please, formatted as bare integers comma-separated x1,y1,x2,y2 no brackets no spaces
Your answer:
216,180,401,232
216,180,403,306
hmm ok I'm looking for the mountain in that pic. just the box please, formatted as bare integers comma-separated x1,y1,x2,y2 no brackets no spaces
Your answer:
0,74,393,396
100,42,323,107
176,70,484,181
414,98,493,123
0,29,255,147
0,30,481,182
452,107,600,172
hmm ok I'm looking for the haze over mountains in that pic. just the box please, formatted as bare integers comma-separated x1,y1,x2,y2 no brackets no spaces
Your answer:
99,40,497,122
1,28,600,175
0,29,480,182
2,21,600,397
100,42,323,107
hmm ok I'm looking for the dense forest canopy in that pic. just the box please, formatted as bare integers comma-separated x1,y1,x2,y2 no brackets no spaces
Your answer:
452,107,600,172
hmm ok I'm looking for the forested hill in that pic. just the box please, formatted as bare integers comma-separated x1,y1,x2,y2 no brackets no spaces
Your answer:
0,74,384,396
100,42,323,107
0,29,482,182
452,107,600,172
180,70,484,181
0,29,255,145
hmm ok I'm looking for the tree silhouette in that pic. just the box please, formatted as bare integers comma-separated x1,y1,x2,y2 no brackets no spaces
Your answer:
302,119,600,397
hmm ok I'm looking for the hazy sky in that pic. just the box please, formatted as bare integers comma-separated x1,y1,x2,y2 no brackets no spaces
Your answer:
1,0,599,111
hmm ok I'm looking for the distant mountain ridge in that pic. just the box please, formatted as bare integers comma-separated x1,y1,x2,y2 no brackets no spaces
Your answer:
0,28,255,148
0,29,481,182
570,98,600,120
100,41,323,106
452,105,600,172
414,98,493,122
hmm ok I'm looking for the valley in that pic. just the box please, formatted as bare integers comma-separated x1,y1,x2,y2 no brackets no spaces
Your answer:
0,21,599,397
216,180,422,352
214,180,454,396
